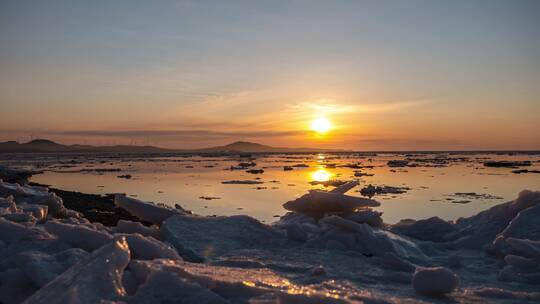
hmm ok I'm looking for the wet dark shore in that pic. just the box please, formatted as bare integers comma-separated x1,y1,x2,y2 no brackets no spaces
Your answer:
0,166,146,226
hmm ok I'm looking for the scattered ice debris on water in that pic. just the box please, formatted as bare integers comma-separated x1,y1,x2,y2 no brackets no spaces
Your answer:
221,180,264,185
446,192,503,200
387,160,409,167
238,161,256,168
359,184,410,198
308,179,347,187
483,160,532,168
353,170,373,177
512,169,540,174
199,196,221,200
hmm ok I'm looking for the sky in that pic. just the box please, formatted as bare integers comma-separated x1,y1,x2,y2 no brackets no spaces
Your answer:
1,0,539,150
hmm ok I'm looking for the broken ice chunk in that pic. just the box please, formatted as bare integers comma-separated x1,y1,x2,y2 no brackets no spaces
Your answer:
118,234,181,260
44,220,113,251
24,238,131,304
0,181,65,216
283,189,379,218
161,215,282,260
114,194,184,225
115,220,160,239
16,248,89,287
128,270,228,304
412,267,459,297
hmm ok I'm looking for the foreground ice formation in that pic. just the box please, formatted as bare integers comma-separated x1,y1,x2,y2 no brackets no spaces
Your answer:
161,214,282,261
412,267,459,296
24,238,130,304
0,180,72,217
0,175,539,303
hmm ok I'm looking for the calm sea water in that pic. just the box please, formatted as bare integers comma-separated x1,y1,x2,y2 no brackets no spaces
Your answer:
3,152,540,224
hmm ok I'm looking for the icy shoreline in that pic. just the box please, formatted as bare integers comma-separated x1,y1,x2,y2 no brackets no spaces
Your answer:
0,172,539,303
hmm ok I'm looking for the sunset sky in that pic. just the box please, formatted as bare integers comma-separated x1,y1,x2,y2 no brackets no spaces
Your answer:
1,0,539,150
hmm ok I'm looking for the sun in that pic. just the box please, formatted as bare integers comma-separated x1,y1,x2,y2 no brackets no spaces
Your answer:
311,117,331,133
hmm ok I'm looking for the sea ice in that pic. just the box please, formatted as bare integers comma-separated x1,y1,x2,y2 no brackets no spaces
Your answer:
412,267,459,296
114,194,184,225
391,217,456,242
0,181,65,217
15,248,89,287
283,190,379,218
115,219,160,239
161,215,283,260
128,270,228,304
450,190,540,249
118,234,181,260
23,238,130,304
44,220,113,251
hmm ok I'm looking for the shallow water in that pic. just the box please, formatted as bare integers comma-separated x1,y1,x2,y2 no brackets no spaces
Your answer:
4,152,540,223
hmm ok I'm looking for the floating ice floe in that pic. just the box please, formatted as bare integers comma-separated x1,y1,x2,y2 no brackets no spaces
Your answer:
283,189,379,218
359,184,410,198
114,194,185,225
221,180,264,185
483,160,532,168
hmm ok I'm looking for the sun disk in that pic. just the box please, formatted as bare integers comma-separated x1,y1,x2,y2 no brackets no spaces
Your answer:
311,117,331,133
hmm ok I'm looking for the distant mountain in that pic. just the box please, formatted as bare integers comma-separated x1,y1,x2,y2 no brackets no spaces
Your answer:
199,141,337,153
0,139,340,154
0,139,170,154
